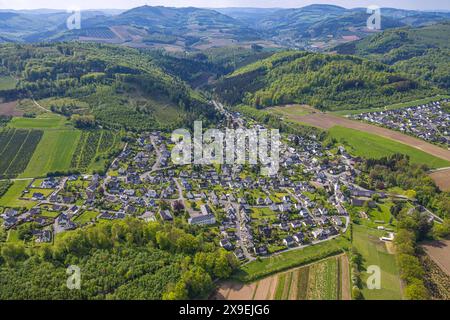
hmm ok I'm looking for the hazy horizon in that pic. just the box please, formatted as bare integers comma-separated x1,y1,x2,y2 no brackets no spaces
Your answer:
0,0,449,11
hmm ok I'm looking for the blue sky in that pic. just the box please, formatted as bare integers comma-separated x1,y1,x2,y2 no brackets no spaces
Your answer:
0,0,449,11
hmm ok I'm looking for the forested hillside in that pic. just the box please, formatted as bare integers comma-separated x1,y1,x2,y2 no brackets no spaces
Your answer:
334,23,450,89
214,51,442,110
0,43,219,131
0,219,237,300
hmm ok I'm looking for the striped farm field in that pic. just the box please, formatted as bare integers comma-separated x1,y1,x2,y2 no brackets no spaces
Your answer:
0,128,43,179
214,255,350,300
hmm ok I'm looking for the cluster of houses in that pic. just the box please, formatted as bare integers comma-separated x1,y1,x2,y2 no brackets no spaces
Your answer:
0,110,379,261
351,100,450,147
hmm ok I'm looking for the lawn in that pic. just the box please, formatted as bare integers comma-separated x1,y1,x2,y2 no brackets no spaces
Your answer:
352,224,403,300
20,129,81,178
0,180,36,209
74,210,99,224
251,207,278,222
328,126,450,169
22,188,54,198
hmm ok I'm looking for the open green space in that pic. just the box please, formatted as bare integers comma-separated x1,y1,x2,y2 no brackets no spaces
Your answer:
21,129,81,178
74,210,99,224
8,113,70,129
0,180,36,209
352,224,403,300
328,126,450,169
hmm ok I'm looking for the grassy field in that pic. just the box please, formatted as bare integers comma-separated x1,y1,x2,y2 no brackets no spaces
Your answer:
0,76,17,90
352,224,403,300
74,210,99,224
234,235,350,282
8,113,70,129
0,180,36,209
268,104,315,117
328,126,450,169
20,130,81,178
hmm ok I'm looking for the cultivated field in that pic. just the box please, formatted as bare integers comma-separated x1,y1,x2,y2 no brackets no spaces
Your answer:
422,240,450,277
0,129,43,179
214,255,350,300
328,126,450,169
275,106,450,166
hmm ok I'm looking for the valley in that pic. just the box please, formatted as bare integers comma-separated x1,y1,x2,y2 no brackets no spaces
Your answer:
0,3,449,303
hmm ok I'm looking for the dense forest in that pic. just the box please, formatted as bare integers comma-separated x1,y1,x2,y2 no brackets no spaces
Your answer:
213,50,442,110
0,218,237,300
334,23,450,89
0,43,220,131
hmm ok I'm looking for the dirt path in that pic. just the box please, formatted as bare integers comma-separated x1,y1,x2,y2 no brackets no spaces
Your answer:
32,99,50,113
340,255,351,300
422,240,450,277
290,113,450,162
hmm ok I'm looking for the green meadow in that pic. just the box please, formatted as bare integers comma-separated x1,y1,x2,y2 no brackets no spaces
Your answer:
352,224,403,300
328,126,450,169
20,130,81,178
0,180,36,209
8,113,70,130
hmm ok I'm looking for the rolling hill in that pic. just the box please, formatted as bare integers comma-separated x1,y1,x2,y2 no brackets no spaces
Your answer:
0,42,218,131
1,5,449,51
334,22,450,89
214,50,444,111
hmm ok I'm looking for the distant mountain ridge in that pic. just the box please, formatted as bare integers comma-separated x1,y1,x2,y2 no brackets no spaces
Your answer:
0,5,449,51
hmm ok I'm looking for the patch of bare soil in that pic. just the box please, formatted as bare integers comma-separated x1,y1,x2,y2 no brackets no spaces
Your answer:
429,168,450,192
213,282,257,300
340,255,351,300
422,240,450,277
253,275,277,300
290,113,450,162
0,101,21,116
385,241,396,255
